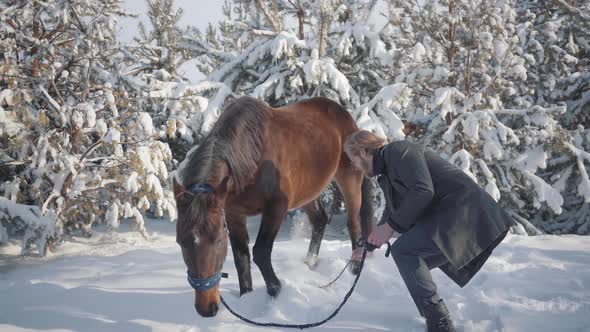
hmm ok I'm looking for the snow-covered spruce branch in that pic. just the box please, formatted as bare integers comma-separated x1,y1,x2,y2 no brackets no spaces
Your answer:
566,143,590,203
509,211,544,235
550,0,590,20
177,39,235,62
495,105,567,116
353,83,411,139
0,197,58,256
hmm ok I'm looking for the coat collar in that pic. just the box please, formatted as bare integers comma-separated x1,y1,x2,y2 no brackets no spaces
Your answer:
372,146,386,176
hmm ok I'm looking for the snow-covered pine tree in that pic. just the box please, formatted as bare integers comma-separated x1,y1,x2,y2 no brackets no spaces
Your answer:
180,0,394,134
370,0,590,234
515,0,590,128
133,0,186,78
0,0,175,255
124,0,204,161
181,0,308,131
513,0,590,234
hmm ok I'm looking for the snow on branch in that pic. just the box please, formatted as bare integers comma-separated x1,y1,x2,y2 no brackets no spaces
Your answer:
433,87,465,120
0,197,58,256
566,143,590,202
449,149,477,181
251,71,288,99
442,110,519,157
550,0,590,20
513,145,547,173
519,169,564,214
353,83,411,139
210,39,267,82
177,38,235,61
39,85,62,111
303,50,353,101
509,211,545,235
331,22,394,65
566,142,590,162
208,32,302,86
506,145,564,214
476,158,501,201
495,105,567,116
575,158,590,203
201,84,234,133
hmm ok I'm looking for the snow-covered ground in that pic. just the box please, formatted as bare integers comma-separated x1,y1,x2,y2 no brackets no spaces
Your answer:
1,216,590,332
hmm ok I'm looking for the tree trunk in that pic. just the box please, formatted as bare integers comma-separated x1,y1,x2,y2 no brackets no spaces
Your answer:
255,0,282,32
448,0,456,84
319,19,326,57
318,5,330,57
31,3,41,77
297,7,304,39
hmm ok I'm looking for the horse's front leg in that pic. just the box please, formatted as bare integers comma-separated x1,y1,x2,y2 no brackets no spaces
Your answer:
335,169,364,275
253,198,288,297
226,213,253,296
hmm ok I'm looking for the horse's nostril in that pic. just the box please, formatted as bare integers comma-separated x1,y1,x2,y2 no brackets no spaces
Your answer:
210,302,219,316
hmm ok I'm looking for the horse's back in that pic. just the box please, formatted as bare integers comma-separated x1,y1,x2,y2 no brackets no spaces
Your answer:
274,97,357,136
265,97,357,208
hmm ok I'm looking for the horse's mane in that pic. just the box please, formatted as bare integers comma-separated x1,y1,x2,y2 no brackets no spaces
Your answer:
180,96,272,192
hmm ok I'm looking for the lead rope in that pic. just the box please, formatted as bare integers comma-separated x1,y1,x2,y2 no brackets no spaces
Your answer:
318,240,392,289
219,238,375,329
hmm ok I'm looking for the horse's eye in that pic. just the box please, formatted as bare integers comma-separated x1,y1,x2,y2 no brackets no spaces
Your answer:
175,192,194,207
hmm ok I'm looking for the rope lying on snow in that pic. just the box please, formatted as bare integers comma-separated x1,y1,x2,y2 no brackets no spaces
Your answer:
220,238,388,329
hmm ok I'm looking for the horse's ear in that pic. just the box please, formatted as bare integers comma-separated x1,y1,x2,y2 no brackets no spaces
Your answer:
215,176,232,200
173,176,185,199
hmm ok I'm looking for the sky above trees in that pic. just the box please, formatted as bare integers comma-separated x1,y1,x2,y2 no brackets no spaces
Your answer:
120,0,225,81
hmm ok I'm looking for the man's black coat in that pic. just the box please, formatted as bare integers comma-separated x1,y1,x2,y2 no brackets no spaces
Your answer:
374,140,515,287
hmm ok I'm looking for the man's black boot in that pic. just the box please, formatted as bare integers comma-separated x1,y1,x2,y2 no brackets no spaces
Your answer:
423,299,456,332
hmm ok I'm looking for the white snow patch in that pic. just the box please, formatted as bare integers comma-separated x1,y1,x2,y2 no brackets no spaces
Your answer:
513,145,547,173
103,128,121,144
0,220,589,332
137,112,154,137
106,202,120,230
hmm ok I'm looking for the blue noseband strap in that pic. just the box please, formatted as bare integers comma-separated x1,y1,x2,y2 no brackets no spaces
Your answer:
187,271,222,291
187,183,215,194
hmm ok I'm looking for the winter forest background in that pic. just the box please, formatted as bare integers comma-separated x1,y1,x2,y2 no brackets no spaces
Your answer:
1,0,589,256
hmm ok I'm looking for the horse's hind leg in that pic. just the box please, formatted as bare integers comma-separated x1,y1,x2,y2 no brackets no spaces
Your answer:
253,197,288,297
226,213,253,296
335,166,364,275
302,199,328,270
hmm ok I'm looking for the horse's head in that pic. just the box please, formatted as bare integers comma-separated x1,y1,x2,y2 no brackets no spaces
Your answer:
173,176,231,317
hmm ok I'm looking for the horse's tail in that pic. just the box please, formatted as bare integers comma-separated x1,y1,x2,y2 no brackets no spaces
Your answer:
359,177,374,237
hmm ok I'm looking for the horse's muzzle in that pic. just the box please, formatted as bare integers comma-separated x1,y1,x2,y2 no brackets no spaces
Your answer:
194,288,221,317
195,302,219,317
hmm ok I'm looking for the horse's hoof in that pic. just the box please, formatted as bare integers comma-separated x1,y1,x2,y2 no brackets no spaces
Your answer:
348,260,362,275
304,253,319,270
239,287,253,296
267,281,282,298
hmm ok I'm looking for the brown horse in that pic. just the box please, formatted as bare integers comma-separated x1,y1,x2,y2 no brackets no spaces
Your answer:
173,96,373,317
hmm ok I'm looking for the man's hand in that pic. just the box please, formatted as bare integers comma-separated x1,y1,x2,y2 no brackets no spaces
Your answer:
368,222,394,249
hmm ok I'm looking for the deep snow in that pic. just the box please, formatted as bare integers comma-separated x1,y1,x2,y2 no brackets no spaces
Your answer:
1,215,590,332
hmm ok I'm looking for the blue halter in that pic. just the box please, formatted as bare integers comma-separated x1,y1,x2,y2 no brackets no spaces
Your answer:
187,183,215,194
187,271,223,291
